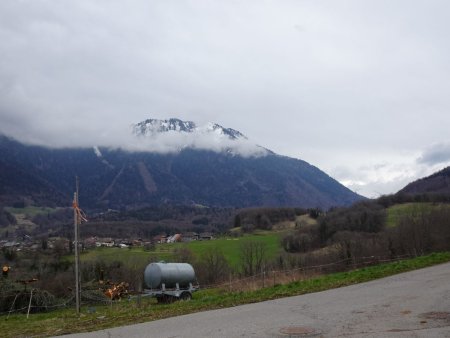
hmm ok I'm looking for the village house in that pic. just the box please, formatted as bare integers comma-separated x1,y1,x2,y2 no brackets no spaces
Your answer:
166,234,181,243
199,232,214,240
83,236,98,249
181,232,199,242
95,237,115,247
153,234,167,244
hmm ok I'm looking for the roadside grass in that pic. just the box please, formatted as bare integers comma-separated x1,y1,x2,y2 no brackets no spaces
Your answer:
1,252,449,338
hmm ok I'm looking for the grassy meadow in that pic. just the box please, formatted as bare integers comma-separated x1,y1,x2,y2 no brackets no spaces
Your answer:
5,206,60,217
386,202,450,227
80,231,283,269
386,203,429,227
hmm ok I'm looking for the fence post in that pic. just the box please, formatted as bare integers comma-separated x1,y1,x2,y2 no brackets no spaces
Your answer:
7,294,19,319
27,289,33,319
262,267,265,288
136,281,142,308
136,294,142,308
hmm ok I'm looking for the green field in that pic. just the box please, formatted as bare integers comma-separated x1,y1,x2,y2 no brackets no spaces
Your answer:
172,232,281,267
385,203,449,228
1,206,60,236
386,203,416,227
5,206,60,217
81,231,283,269
80,246,167,267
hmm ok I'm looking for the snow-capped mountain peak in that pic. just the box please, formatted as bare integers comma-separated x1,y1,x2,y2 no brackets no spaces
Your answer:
202,122,247,140
132,118,247,140
129,118,267,157
133,118,196,134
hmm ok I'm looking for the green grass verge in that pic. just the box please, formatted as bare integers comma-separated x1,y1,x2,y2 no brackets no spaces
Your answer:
1,252,449,338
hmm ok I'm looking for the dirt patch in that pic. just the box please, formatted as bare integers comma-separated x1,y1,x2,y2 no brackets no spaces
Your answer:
421,312,450,320
279,326,320,337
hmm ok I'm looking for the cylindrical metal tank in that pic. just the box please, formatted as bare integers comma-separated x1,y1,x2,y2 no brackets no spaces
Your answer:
144,262,196,289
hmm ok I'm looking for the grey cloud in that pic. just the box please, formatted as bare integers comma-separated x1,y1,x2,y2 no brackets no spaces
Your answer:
418,143,450,165
1,1,450,197
3,116,268,158
106,124,269,158
330,159,421,198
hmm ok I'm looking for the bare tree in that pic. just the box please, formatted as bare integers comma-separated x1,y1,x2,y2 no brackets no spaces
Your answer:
391,205,432,257
195,247,230,285
238,239,267,276
173,247,194,263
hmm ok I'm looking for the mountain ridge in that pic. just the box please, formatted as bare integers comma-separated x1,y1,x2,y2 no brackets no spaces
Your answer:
0,133,363,210
398,166,450,195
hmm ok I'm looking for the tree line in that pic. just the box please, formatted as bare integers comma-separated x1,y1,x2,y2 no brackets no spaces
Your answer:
280,194,450,271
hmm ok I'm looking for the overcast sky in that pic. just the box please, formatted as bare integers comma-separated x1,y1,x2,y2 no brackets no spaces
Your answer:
1,0,450,198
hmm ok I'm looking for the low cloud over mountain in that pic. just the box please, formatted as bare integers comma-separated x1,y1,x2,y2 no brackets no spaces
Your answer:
7,117,268,158
128,118,268,157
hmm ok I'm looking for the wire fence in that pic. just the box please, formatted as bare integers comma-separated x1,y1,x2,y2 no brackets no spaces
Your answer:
0,288,106,316
0,294,73,317
200,253,413,291
0,253,414,317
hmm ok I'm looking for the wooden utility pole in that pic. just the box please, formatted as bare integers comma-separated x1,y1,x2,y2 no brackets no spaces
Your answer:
74,177,81,314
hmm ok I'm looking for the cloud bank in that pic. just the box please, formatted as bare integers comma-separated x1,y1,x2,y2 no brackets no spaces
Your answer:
417,142,450,165
330,147,450,198
123,123,269,157
5,116,269,158
1,1,450,196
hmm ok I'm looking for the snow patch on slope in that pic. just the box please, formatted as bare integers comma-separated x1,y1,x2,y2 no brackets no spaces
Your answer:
93,146,102,157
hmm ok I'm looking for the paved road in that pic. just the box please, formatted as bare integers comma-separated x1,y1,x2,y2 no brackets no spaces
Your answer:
62,263,450,337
